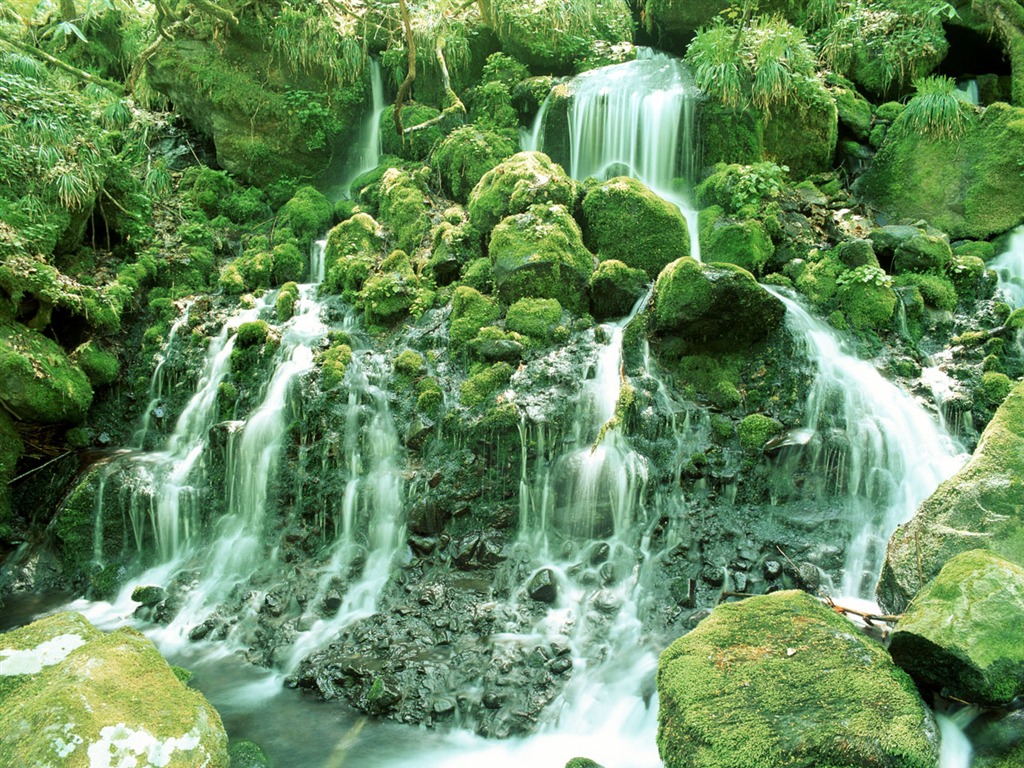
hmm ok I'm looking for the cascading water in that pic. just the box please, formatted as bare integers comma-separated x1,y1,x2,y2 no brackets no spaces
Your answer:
525,49,701,259
991,225,1024,308
767,288,966,597
340,57,385,196
133,300,194,448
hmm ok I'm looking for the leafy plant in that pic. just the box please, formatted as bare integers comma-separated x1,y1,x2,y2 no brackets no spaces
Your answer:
837,264,892,288
894,75,974,140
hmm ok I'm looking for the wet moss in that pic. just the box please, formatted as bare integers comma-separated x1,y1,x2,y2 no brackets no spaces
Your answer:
0,411,22,541
460,362,514,408
467,152,578,235
450,287,501,348
277,186,333,250
704,219,774,276
505,298,563,344
380,104,444,162
276,282,300,322
0,323,92,424
893,273,957,312
323,213,385,301
378,168,430,255
360,250,428,327
737,414,783,452
71,341,120,388
320,342,353,390
588,260,649,321
431,125,517,204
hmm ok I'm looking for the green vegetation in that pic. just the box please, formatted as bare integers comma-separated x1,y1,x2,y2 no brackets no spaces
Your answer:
0,323,92,423
320,341,353,390
276,281,300,322
505,298,563,344
431,125,516,204
588,260,649,320
896,76,975,140
277,186,333,250
467,152,578,234
449,286,500,348
377,168,430,255
460,362,514,407
323,213,384,301
737,414,783,452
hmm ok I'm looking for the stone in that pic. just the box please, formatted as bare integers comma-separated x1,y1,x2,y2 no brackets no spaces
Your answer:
889,549,1024,705
588,260,649,321
131,585,167,607
0,323,92,424
893,234,953,274
657,591,939,768
527,568,558,603
0,612,228,767
468,151,578,235
877,381,1024,613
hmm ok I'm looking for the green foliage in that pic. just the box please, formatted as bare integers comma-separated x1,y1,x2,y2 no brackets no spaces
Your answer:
0,322,93,424
468,151,578,235
450,286,500,347
320,341,353,389
977,371,1013,408
505,298,563,343
276,281,300,322
686,17,818,116
737,413,782,452
235,320,269,348
261,1,366,89
394,349,425,377
277,185,333,250
696,162,790,215
836,264,892,288
71,340,119,386
460,362,514,408
893,272,957,311
895,76,974,140
481,52,529,87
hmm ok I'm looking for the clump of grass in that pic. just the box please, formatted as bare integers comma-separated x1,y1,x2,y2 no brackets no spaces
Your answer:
895,75,974,140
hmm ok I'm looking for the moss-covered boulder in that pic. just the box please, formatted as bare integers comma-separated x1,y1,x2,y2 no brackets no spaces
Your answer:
0,323,92,424
431,125,517,204
892,234,952,274
858,103,1024,240
277,186,334,250
427,208,483,286
71,341,120,388
0,612,228,767
489,204,595,313
657,590,939,768
360,250,426,326
651,258,785,353
147,33,366,186
468,152,578,235
450,286,501,348
836,267,898,331
889,549,1024,705
703,218,774,276
0,411,22,538
580,176,689,277
588,260,649,320
644,0,807,43
877,381,1024,613
378,168,430,255
323,213,385,301
380,103,444,162
505,298,564,345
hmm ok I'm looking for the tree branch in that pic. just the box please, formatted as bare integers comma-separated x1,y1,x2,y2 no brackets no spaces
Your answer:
393,0,416,138
0,34,124,93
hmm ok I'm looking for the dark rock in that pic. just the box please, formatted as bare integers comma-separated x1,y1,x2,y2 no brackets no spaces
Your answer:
131,584,166,607
527,568,558,603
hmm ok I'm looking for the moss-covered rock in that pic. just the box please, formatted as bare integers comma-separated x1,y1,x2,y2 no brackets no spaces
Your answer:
892,234,952,274
644,0,807,43
360,250,426,326
889,549,1024,705
588,260,649,321
323,213,385,301
580,177,689,278
832,82,873,140
228,739,272,768
893,273,957,312
0,411,22,539
277,186,334,251
858,102,1024,240
489,204,595,313
276,282,300,322
147,33,366,186
0,323,92,424
651,258,785,354
320,341,353,390
468,152,578,235
657,590,939,768
837,270,898,331
0,612,228,766
450,286,501,348
427,209,482,286
504,298,563,344
837,239,879,269
460,362,514,408
878,381,1024,613
431,125,517,204
737,414,783,452
703,219,774,276
71,341,120,388
378,168,430,255
380,104,444,162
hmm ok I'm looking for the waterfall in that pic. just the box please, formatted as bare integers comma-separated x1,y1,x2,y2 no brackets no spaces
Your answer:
992,225,1024,309
341,57,385,196
956,78,980,106
133,300,194,448
525,49,702,260
768,288,966,597
937,708,978,768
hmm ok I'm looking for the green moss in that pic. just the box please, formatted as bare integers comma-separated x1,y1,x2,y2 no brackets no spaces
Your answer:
461,258,494,293
588,260,649,321
489,204,595,313
677,355,745,411
431,125,517,204
321,343,353,390
947,254,987,297
0,323,92,424
737,414,783,452
235,320,269,348
0,411,22,539
276,282,300,322
857,103,1024,240
837,278,898,331
795,252,845,309
658,591,939,768
360,250,426,327
323,213,384,301
1007,308,1024,330
378,168,430,255
460,362,514,408
277,186,333,250
271,242,305,285
954,240,997,262
228,739,272,768
427,210,483,286
978,371,1014,408
467,152,578,235
876,101,905,122
380,104,444,162
71,341,120,387
893,273,957,312
705,219,774,276
450,286,501,348
580,177,690,277
217,381,239,415
394,349,426,377
892,234,952,274
416,377,444,416
505,298,563,343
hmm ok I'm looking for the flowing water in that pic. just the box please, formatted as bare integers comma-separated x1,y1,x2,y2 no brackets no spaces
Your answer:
768,288,967,597
525,49,702,259
992,225,1024,309
338,57,385,197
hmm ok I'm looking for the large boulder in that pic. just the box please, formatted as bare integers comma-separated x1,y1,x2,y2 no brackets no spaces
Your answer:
489,204,595,313
657,590,939,768
377,168,430,255
580,176,690,277
0,612,228,767
889,549,1024,705
877,381,1024,614
0,323,92,424
650,258,785,353
857,102,1024,240
323,213,385,301
431,125,517,204
467,152,578,234
147,33,366,186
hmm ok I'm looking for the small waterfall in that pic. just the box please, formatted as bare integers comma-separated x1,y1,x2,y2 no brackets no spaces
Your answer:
992,225,1024,309
937,708,978,768
342,57,385,195
133,301,194,448
768,288,966,597
525,49,701,260
956,78,980,106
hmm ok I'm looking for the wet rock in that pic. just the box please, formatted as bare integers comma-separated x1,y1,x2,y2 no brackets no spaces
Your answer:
450,531,507,570
131,585,166,607
700,564,725,587
549,656,573,675
762,560,783,580
189,618,216,641
657,591,939,768
527,568,558,603
432,697,456,716
889,549,1024,705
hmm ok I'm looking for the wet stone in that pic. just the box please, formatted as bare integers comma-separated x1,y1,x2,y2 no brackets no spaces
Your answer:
549,656,573,674
763,560,783,579
527,568,558,603
701,564,725,587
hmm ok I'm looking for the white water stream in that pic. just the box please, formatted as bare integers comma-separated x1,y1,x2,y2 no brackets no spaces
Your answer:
525,49,702,260
992,225,1024,309
340,57,385,196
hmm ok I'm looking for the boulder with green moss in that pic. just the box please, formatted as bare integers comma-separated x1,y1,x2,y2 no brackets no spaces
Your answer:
643,0,807,43
427,209,482,286
360,250,427,326
703,219,774,276
0,411,22,539
657,590,939,768
489,204,595,313
878,381,1024,613
892,234,952,274
468,152,578,235
147,29,366,186
889,549,1024,705
71,341,120,388
858,102,1024,240
651,258,785,354
378,168,431,255
323,213,385,301
450,286,501,348
277,186,334,250
836,267,898,331
0,612,228,767
580,177,690,277
0,323,92,424
505,298,564,345
431,125,517,204
588,260,649,320
737,413,783,452
380,104,444,162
